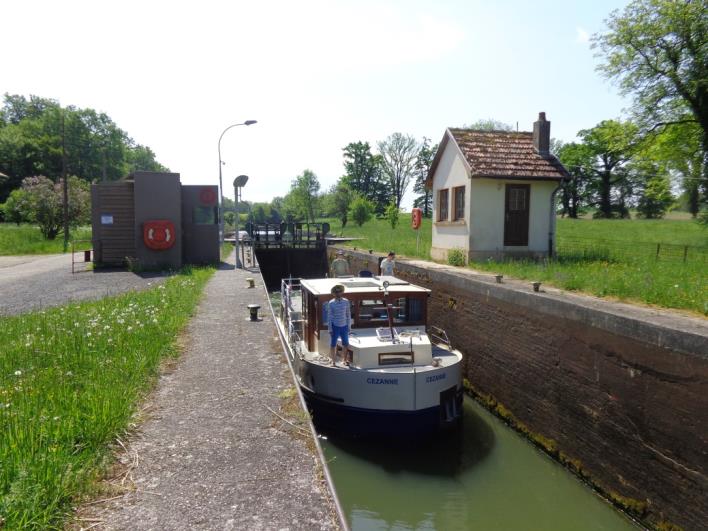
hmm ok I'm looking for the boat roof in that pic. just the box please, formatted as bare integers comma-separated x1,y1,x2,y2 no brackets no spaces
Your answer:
300,276,430,296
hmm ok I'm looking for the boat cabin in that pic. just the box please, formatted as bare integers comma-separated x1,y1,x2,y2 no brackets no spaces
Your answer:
296,276,433,369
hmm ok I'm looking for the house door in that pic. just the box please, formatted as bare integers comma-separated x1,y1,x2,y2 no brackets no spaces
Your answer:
504,184,530,246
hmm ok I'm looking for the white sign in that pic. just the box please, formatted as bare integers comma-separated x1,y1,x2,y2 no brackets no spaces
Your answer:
101,215,114,225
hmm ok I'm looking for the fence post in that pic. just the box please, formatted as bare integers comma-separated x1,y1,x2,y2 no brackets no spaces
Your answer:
656,243,661,260
683,245,688,263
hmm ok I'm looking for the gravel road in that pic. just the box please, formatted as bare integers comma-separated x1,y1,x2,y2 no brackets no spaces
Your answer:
0,254,169,316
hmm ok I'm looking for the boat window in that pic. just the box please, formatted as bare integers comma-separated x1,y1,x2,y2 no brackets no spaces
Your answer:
357,299,388,322
379,352,414,365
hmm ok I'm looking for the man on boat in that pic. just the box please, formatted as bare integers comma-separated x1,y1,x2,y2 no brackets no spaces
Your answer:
325,284,351,365
380,251,396,276
331,249,351,277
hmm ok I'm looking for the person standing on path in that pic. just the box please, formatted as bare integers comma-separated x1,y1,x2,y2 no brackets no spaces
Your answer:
331,249,351,277
380,251,396,276
324,284,351,365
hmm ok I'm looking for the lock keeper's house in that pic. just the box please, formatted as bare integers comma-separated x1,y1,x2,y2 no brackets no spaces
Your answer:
426,112,569,263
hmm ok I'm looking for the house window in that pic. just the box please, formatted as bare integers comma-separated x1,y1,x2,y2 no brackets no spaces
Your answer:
438,189,449,221
453,186,465,221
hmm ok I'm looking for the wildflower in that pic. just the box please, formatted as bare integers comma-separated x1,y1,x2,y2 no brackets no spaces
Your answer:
14,370,21,376
127,326,133,331
674,284,679,288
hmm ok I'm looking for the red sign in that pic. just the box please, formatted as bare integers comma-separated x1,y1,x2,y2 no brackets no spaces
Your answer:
411,208,422,230
199,188,217,205
143,220,176,250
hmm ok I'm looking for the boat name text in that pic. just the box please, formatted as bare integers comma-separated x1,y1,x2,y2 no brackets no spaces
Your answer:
426,373,446,383
367,377,399,385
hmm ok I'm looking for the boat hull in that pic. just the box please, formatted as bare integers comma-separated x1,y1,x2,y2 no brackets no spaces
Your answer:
302,386,464,438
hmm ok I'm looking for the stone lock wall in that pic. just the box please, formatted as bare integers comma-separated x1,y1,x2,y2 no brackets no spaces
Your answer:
329,247,708,530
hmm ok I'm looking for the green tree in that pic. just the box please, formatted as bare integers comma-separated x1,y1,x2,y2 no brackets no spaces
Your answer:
342,141,390,215
412,138,437,217
593,0,708,200
378,133,419,209
350,196,374,226
285,170,320,222
463,118,514,131
328,181,355,230
1,187,28,224
385,202,400,229
14,175,90,239
556,142,595,218
636,175,674,218
577,120,639,218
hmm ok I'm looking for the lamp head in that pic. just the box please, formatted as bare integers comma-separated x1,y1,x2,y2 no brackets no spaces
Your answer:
245,120,257,126
233,175,249,187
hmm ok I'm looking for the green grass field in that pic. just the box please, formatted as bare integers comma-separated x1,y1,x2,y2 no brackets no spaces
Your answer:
0,224,92,256
329,216,707,315
0,267,213,528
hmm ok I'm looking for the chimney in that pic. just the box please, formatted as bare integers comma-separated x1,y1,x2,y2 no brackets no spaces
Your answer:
533,112,550,156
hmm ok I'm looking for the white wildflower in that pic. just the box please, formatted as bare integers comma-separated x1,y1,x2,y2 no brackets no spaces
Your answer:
14,370,21,376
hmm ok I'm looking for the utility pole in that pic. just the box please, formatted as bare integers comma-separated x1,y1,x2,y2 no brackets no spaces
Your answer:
62,109,69,252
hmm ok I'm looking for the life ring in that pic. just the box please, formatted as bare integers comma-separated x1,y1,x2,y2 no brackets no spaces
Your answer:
411,207,423,229
143,220,176,250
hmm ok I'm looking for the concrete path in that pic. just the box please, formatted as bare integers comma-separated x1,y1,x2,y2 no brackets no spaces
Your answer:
81,261,339,530
0,254,168,316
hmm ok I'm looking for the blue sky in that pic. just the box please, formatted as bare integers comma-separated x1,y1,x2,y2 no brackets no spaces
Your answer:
2,0,630,207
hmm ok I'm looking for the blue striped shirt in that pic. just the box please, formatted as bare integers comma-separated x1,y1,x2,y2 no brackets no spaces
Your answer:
324,297,350,328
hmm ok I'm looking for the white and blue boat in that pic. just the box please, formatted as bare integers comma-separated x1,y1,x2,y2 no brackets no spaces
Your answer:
277,275,464,437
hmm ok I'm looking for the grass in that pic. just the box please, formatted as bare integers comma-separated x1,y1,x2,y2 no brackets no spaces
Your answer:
327,216,707,315
0,224,92,256
0,267,213,529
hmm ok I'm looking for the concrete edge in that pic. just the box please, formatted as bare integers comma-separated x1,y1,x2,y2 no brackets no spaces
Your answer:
259,270,350,531
337,247,708,359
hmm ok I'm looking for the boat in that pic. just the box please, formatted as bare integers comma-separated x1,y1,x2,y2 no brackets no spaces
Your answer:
276,275,464,437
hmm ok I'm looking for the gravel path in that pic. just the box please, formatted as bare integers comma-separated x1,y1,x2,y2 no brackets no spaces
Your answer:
81,262,340,530
0,254,169,316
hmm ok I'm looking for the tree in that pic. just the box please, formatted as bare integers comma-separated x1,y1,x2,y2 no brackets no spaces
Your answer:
342,141,390,215
329,181,355,230
412,138,437,217
350,196,374,226
378,133,419,209
463,118,514,131
577,120,639,218
385,202,400,229
0,187,28,224
593,0,708,200
285,170,320,222
636,174,674,218
12,175,90,239
556,142,595,218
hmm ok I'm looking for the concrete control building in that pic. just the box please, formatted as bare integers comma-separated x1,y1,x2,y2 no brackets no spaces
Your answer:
91,171,219,269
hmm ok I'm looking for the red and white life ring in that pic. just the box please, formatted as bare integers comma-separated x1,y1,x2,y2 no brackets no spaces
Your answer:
143,220,175,250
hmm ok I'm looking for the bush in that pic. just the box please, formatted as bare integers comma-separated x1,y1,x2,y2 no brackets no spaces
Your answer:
350,197,374,227
447,247,466,266
385,203,400,229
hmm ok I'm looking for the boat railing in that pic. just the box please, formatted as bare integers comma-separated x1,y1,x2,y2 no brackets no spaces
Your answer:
428,325,452,349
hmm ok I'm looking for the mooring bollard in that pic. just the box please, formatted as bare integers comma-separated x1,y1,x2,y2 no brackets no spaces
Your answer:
532,282,542,292
247,304,261,321
246,278,255,288
495,274,503,284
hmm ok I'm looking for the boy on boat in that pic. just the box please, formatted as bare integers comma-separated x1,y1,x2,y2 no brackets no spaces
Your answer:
325,284,351,365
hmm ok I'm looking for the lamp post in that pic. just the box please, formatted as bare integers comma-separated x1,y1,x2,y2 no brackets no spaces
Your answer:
218,120,256,243
233,174,249,269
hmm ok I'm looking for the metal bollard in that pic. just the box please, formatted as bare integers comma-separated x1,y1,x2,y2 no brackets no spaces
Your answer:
532,282,542,292
495,274,503,284
248,304,261,321
246,278,255,288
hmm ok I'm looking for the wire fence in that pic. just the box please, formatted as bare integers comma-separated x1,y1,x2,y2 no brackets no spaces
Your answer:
556,237,708,264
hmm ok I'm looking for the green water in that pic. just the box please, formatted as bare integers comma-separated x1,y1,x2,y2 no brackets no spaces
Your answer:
320,398,638,531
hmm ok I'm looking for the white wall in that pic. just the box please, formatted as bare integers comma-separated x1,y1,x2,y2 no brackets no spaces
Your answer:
469,178,558,259
430,140,470,261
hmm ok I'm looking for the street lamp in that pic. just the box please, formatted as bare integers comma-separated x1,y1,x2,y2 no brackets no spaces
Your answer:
218,120,257,243
233,174,249,269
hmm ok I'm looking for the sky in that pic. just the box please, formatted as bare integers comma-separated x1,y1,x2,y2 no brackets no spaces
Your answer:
3,0,631,208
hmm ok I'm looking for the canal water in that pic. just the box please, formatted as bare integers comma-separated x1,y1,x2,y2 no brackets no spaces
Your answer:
319,398,638,531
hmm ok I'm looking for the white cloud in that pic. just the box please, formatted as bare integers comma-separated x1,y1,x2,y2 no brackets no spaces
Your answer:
576,27,590,44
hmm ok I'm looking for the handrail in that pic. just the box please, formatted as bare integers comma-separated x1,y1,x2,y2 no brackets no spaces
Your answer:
428,325,451,349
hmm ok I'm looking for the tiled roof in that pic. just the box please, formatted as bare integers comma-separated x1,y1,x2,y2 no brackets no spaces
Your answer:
431,129,569,182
